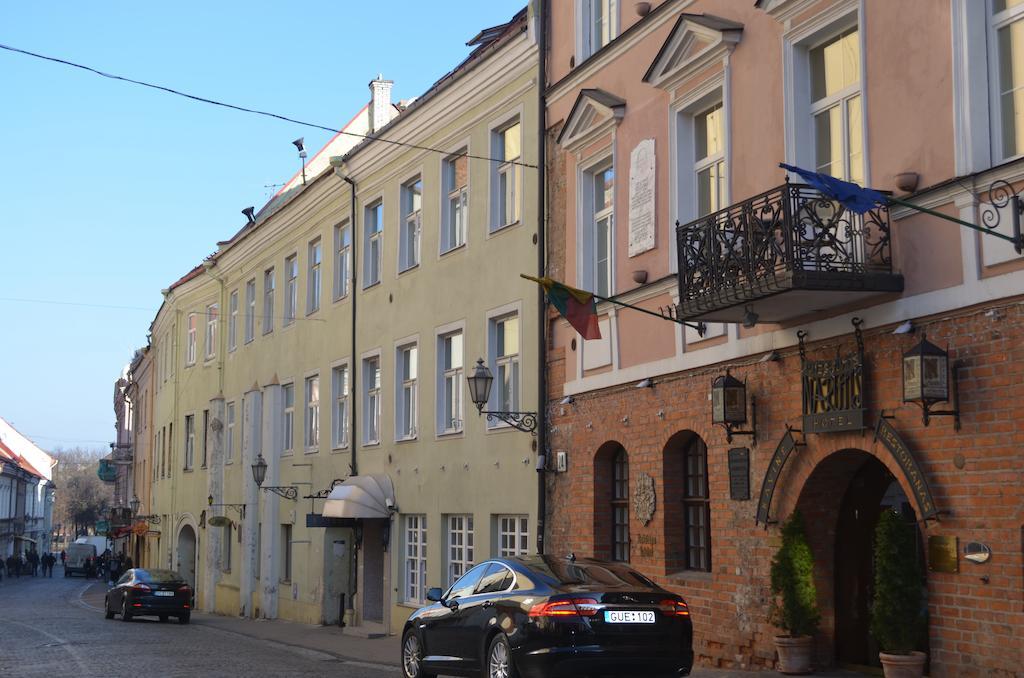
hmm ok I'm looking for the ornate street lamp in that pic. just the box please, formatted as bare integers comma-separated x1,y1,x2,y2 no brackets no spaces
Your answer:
466,358,538,434
902,334,960,430
711,371,756,443
251,453,298,500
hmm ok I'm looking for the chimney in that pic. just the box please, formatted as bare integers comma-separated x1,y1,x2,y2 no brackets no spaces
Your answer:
368,74,394,134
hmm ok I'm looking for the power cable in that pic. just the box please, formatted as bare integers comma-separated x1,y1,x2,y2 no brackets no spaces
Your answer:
0,42,539,169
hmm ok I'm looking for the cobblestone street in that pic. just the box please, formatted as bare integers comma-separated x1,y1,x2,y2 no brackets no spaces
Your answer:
0,569,398,678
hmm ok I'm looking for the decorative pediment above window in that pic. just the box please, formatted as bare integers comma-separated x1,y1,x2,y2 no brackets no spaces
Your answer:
555,88,626,153
643,14,743,92
755,0,855,23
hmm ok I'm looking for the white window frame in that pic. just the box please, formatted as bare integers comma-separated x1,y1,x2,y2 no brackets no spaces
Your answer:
364,200,383,287
362,352,382,445
807,28,863,182
577,154,615,297
446,514,474,585
486,302,522,429
400,177,422,272
263,267,275,335
304,373,320,452
244,279,256,344
225,400,235,464
184,413,195,470
282,382,295,455
395,340,418,441
440,147,470,254
952,0,996,174
307,237,322,314
435,323,465,436
228,290,238,352
284,254,298,325
490,114,524,232
496,514,529,557
204,304,218,360
185,313,197,366
576,0,619,63
404,515,428,604
331,361,350,450
990,0,1024,163
333,221,351,301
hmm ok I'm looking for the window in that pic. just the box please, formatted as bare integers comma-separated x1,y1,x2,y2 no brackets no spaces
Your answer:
809,28,863,184
579,0,618,61
185,314,197,366
581,160,614,297
226,401,235,463
446,514,474,585
244,279,256,343
442,153,468,253
305,374,319,451
612,447,629,562
204,304,218,360
438,331,464,434
489,314,519,420
201,409,209,467
307,238,321,314
497,515,529,557
682,437,711,571
363,356,381,444
446,562,488,601
404,515,427,603
281,524,292,582
400,179,422,271
477,562,514,594
283,383,295,454
364,202,383,287
284,255,298,325
184,415,195,470
220,523,232,573
396,344,418,439
332,364,349,449
695,103,726,216
333,222,351,300
263,268,275,334
993,1,1024,159
228,290,238,351
494,121,522,229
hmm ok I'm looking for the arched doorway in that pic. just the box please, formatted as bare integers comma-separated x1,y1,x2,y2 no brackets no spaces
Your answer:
176,525,197,588
794,450,927,670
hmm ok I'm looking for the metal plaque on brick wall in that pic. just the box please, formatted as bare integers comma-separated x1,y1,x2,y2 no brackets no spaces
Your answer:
799,321,868,434
728,448,750,501
928,535,959,573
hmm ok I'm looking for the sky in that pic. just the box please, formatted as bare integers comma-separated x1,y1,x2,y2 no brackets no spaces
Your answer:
0,0,525,452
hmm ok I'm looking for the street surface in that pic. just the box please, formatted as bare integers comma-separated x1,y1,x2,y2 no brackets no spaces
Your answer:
0,568,398,678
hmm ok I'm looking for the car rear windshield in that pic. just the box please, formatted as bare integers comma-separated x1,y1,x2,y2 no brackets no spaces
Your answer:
526,558,658,589
134,569,184,584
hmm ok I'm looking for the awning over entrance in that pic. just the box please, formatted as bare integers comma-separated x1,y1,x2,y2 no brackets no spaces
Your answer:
322,474,395,520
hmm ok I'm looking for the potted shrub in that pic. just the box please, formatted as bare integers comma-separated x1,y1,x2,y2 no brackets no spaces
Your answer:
871,509,927,678
769,510,820,675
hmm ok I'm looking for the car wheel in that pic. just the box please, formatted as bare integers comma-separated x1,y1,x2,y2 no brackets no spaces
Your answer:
401,631,435,678
121,598,133,622
178,612,191,625
486,634,518,678
104,598,115,620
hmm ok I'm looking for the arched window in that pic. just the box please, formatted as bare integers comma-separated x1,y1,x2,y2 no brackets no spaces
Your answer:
683,436,710,571
612,447,629,562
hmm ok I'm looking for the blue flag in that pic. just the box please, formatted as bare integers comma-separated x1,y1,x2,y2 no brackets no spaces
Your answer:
779,163,888,214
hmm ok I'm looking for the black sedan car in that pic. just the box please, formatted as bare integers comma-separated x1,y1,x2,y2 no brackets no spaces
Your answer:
104,568,193,624
401,555,693,678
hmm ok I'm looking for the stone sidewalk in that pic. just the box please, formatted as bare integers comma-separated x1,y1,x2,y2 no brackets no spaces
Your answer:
82,582,866,676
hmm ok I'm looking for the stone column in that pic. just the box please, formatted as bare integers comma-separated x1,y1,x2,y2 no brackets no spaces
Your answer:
260,378,284,620
240,384,262,618
203,396,225,613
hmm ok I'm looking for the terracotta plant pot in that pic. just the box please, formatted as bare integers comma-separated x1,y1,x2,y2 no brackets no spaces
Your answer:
774,635,813,675
879,651,927,678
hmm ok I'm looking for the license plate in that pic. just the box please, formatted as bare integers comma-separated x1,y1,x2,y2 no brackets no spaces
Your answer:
604,610,655,624
154,591,174,597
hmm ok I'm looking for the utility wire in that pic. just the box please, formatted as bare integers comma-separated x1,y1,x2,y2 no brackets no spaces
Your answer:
0,296,326,323
0,42,539,169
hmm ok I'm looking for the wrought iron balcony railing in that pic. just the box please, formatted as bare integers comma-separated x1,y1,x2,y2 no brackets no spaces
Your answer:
675,182,902,323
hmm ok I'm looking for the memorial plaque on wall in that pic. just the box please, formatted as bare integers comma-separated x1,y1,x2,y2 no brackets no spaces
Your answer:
627,138,656,257
728,448,750,501
928,535,959,573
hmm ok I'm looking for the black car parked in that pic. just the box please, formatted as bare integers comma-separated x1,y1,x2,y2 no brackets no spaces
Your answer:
104,568,193,624
401,555,693,678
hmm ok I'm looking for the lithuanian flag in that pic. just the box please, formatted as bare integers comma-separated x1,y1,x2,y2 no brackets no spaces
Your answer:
522,274,602,340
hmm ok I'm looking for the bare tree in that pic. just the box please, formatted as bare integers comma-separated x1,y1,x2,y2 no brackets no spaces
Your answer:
50,447,110,538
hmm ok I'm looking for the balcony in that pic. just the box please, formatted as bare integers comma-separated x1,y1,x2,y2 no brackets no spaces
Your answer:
675,183,903,324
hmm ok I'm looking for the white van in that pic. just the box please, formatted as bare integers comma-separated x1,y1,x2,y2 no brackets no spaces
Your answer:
65,543,96,577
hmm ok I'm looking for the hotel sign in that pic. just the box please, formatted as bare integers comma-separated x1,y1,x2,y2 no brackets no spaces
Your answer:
799,321,867,434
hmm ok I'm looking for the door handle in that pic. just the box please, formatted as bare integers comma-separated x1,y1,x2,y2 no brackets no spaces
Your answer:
482,601,495,609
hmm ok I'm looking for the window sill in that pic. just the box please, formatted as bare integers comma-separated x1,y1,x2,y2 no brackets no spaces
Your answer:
362,441,381,448
330,445,350,454
262,329,273,337
204,356,216,364
398,263,420,276
395,435,418,444
282,451,295,457
333,293,350,304
183,468,194,473
439,243,466,258
306,307,320,318
397,601,423,610
436,429,464,439
489,219,521,236
304,447,319,455
225,459,233,465
362,280,382,291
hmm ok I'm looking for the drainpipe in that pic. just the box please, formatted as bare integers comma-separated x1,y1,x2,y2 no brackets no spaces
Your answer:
535,0,548,556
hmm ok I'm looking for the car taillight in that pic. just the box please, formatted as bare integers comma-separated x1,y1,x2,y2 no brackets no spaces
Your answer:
529,598,600,618
658,598,690,616
177,585,191,593
131,583,151,592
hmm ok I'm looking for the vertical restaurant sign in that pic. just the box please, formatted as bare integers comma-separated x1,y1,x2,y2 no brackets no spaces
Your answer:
628,138,656,257
873,415,939,520
755,430,798,526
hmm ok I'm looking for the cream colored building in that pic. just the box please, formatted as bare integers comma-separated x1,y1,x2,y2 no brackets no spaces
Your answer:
144,7,540,635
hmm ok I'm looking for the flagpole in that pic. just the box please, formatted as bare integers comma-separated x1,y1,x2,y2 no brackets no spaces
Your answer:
886,195,1022,248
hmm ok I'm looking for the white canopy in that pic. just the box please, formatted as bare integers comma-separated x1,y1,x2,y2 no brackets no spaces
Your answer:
322,474,395,520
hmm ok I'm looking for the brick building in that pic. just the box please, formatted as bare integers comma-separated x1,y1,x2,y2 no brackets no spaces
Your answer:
541,0,1024,675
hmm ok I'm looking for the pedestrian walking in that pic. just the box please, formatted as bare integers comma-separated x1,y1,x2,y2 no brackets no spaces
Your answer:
60,549,66,567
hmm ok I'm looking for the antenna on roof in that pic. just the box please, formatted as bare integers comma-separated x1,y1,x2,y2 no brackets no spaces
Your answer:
293,138,307,186
242,207,256,224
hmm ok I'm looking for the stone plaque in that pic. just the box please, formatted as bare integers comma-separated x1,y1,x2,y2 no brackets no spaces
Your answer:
633,472,656,526
728,448,750,501
628,138,656,257
928,535,959,573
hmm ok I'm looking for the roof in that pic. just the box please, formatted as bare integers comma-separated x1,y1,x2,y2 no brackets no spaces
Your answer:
0,439,44,480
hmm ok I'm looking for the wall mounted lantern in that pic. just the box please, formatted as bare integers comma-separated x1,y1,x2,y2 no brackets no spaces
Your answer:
128,494,161,523
711,371,757,443
467,358,538,434
207,494,246,518
251,453,299,500
902,334,960,430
